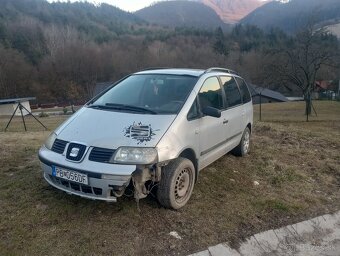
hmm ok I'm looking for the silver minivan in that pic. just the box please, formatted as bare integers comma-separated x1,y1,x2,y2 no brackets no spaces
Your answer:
39,68,253,209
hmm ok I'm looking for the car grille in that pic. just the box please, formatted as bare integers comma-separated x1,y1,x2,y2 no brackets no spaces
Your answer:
49,175,103,195
89,147,116,163
51,140,115,164
51,139,68,154
66,143,87,162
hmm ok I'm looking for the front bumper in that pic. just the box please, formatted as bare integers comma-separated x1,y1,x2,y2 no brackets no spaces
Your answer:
39,146,135,202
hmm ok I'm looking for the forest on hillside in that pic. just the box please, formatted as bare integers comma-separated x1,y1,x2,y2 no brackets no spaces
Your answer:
241,0,340,33
0,0,339,104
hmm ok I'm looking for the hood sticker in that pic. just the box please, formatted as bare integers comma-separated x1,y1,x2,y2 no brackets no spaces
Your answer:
124,122,159,144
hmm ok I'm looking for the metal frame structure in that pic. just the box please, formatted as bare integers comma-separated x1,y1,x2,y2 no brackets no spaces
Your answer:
0,97,48,131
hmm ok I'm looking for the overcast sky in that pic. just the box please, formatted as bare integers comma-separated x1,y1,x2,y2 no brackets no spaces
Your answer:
49,0,270,12
48,0,162,12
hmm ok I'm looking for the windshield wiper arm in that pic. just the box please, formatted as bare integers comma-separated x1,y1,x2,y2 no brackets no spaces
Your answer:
88,104,107,109
105,103,157,114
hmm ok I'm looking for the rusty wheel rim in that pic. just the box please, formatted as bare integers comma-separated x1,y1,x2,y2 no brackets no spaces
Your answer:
174,168,192,203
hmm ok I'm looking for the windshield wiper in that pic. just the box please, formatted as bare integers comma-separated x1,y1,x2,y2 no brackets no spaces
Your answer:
105,103,157,114
87,104,107,109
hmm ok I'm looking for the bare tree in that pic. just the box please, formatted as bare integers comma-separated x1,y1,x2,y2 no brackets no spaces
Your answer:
267,24,339,121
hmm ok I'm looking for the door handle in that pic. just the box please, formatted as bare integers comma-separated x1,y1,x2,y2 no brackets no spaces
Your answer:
223,120,229,125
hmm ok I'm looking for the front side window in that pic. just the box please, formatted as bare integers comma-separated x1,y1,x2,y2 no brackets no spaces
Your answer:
187,98,199,120
235,77,251,103
220,76,242,108
198,77,223,110
90,74,198,114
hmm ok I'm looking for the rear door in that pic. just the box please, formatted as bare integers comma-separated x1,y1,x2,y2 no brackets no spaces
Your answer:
235,77,253,129
220,76,244,151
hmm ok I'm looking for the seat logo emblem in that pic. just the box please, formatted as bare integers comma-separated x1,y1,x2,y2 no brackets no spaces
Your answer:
70,147,80,157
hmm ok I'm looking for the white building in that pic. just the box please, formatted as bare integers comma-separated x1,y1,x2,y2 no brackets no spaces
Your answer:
0,97,36,116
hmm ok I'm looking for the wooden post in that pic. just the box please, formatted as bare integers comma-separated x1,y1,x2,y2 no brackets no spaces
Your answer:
259,92,262,121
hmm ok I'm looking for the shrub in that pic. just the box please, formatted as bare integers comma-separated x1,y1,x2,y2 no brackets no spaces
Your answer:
38,111,49,118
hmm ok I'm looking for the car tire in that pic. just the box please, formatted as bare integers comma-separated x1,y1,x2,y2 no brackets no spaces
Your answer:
232,127,251,157
157,157,195,209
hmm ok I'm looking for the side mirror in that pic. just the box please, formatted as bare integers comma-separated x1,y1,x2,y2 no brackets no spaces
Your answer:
202,106,221,118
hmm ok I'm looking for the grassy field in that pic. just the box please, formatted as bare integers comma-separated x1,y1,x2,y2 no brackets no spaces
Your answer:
0,101,339,255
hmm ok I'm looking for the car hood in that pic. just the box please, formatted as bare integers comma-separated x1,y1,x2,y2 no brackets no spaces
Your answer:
55,107,176,149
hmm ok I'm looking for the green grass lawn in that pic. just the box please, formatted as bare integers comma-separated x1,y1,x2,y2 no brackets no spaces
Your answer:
0,101,339,255
254,100,340,122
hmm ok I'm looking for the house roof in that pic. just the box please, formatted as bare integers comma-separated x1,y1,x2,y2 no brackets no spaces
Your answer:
248,84,288,102
315,80,331,90
0,97,36,105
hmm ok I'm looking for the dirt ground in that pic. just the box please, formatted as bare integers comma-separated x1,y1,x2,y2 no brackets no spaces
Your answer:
0,101,339,255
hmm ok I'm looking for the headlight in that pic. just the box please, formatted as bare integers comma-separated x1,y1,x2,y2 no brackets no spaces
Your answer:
44,132,57,150
110,147,158,164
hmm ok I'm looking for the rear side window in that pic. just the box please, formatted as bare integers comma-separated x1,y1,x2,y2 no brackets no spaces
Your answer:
198,77,223,110
235,77,251,103
220,76,242,108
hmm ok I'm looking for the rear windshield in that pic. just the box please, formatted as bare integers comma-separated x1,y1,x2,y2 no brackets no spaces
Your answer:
90,74,198,114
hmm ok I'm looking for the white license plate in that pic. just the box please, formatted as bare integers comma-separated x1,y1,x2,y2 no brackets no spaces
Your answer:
52,166,88,185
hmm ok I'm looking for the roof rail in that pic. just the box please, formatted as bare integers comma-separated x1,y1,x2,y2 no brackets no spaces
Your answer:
204,67,239,75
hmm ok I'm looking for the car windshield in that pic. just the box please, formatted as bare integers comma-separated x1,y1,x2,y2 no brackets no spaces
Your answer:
89,74,198,114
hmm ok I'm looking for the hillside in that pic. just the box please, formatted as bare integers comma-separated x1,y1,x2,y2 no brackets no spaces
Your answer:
241,0,340,33
0,0,338,104
0,0,225,102
136,1,227,29
196,0,265,24
0,0,144,42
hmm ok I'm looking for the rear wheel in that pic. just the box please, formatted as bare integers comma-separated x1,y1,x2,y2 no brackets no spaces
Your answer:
157,157,195,209
232,127,251,156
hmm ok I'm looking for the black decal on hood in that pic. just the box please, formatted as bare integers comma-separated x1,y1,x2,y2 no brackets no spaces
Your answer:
124,122,158,144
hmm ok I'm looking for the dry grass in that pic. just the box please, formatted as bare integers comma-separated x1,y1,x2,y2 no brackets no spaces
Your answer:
0,101,339,255
0,115,68,132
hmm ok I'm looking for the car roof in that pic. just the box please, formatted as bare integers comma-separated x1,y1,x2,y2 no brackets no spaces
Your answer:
135,67,239,77
135,68,205,77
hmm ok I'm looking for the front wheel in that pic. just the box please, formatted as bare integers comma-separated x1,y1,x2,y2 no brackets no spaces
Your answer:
232,127,251,156
157,157,195,209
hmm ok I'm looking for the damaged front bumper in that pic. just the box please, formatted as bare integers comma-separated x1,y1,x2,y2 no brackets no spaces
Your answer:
39,146,135,202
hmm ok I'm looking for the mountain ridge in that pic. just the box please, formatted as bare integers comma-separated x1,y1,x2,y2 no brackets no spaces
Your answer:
136,1,227,29
195,0,266,24
241,0,340,33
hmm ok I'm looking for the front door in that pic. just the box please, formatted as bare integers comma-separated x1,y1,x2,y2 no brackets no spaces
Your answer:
197,77,227,170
